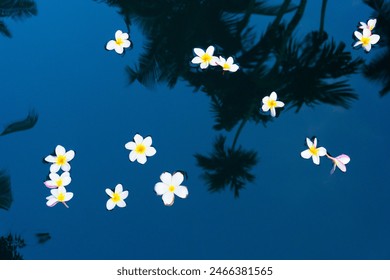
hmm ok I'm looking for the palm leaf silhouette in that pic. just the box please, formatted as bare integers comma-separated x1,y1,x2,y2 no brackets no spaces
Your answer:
0,0,37,37
0,171,12,211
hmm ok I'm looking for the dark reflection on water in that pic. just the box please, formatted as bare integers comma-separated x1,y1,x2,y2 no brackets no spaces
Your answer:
95,0,364,196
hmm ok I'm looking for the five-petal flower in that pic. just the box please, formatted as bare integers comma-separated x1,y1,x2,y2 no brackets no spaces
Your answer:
261,91,285,117
106,30,131,54
300,138,327,165
326,154,351,174
44,172,71,189
354,28,380,52
191,46,218,69
125,134,156,164
46,186,73,208
105,184,129,210
216,56,239,72
154,172,188,206
44,145,75,173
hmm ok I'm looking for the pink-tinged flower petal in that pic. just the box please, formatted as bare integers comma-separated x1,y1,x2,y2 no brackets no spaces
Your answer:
209,57,218,66
162,192,174,206
174,185,188,199
160,172,172,185
330,164,337,175
44,181,57,189
370,34,380,44
336,154,350,164
46,199,58,207
354,31,363,40
313,138,318,147
335,161,346,172
106,199,115,210
317,147,327,156
171,172,184,186
193,48,205,57
155,182,169,195
301,149,312,159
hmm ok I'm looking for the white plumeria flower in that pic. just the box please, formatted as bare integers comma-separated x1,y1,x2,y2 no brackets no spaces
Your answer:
44,145,75,173
154,172,188,206
300,138,327,165
326,154,351,174
105,184,129,211
359,19,377,33
106,30,131,54
191,46,218,69
216,56,239,72
46,186,73,208
44,172,71,189
354,28,380,52
125,134,156,164
261,91,285,117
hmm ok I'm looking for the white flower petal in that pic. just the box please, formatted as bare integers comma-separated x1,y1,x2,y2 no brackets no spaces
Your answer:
270,91,277,100
105,188,114,197
193,48,205,57
129,151,138,162
145,146,156,156
174,186,188,199
121,190,129,200
106,40,117,50
49,173,59,181
362,28,371,37
133,134,143,144
313,138,317,147
337,154,350,164
65,150,75,161
45,155,56,163
50,164,61,173
262,96,270,104
301,149,312,159
368,19,376,30
363,43,372,52
162,192,174,206
370,34,380,45
55,145,65,156
205,45,215,55
317,147,327,156
276,101,285,108
125,141,136,150
106,199,115,210
229,64,239,72
115,30,123,39
160,172,172,185
46,198,58,207
115,184,123,194
336,161,347,172
354,31,362,40
117,200,126,208
114,45,124,54
270,107,276,117
155,182,169,195
61,163,71,172
312,155,320,165
171,172,184,187
354,41,363,47
261,104,270,112
209,56,219,66
200,62,208,69
136,154,147,164
64,193,73,201
191,57,202,64
143,136,152,147
62,176,71,186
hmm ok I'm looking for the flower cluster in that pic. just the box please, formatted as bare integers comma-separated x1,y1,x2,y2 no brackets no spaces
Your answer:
44,145,75,208
191,45,239,72
354,19,380,52
300,137,350,174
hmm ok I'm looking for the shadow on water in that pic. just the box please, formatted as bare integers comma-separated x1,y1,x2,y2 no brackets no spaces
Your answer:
95,0,365,197
0,0,37,38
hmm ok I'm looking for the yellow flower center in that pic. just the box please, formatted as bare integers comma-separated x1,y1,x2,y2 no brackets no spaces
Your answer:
57,193,65,202
135,144,146,154
116,38,124,45
223,63,230,70
201,53,212,63
267,99,277,108
168,185,175,192
56,155,66,165
112,193,121,203
309,146,318,156
361,37,370,46
56,179,63,187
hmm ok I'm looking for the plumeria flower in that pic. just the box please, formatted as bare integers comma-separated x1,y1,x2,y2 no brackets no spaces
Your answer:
354,28,380,52
125,134,156,164
300,137,327,165
191,46,218,69
326,154,351,174
359,19,377,33
105,184,129,210
261,91,285,117
106,30,131,54
216,56,239,72
154,171,188,206
46,186,73,208
44,145,75,173
44,172,71,189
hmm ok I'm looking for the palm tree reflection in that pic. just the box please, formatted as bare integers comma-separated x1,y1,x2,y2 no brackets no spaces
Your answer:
96,0,362,196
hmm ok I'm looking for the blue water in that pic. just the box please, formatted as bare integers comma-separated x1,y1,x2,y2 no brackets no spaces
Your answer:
0,0,389,259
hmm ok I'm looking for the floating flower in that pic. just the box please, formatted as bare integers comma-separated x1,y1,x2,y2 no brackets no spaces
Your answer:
261,91,285,117
359,19,377,33
300,137,327,165
46,186,73,208
326,154,351,174
106,30,131,54
191,46,218,69
44,145,75,173
354,28,380,52
44,172,71,189
105,184,128,210
216,56,239,72
125,134,156,164
154,171,188,206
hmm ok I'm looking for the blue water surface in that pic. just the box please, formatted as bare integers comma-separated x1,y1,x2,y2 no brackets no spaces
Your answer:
0,0,389,259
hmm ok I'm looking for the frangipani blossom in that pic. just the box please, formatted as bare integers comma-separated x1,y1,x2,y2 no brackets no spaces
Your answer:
44,145,75,173
216,56,239,72
191,46,218,69
46,186,73,208
261,91,285,117
125,134,156,164
359,19,377,32
106,30,131,54
354,28,380,52
105,184,129,210
326,154,351,174
300,138,327,165
154,172,188,206
44,172,71,189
